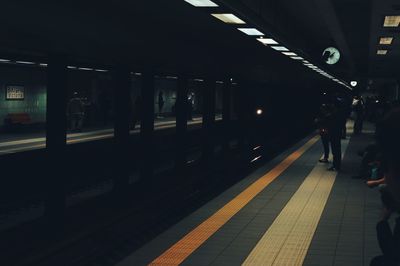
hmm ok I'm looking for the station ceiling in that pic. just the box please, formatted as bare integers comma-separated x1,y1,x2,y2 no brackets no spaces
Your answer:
0,0,398,85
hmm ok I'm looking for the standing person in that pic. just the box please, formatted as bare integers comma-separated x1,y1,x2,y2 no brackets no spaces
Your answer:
187,92,194,121
371,108,400,266
67,91,85,132
158,91,165,117
353,96,364,134
315,104,331,163
327,102,343,171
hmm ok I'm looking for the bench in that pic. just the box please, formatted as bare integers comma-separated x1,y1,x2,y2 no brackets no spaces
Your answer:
4,113,32,126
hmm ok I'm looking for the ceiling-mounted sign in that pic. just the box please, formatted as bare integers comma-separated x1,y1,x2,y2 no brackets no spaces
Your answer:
322,47,340,65
6,85,25,100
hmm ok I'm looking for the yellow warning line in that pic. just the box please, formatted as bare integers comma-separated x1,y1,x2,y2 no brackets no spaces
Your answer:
148,135,320,266
242,138,350,266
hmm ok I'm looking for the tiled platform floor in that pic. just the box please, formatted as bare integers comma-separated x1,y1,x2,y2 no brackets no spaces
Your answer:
115,128,386,266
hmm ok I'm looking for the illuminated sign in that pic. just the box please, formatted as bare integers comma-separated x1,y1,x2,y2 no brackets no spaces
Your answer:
6,85,25,100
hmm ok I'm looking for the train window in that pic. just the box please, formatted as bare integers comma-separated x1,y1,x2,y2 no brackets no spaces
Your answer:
0,63,47,154
66,67,114,144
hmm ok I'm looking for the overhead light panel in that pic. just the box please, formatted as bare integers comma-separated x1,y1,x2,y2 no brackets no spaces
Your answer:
377,49,388,55
271,46,289,51
379,37,393,45
384,16,400,27
238,28,264,36
282,52,297,56
184,0,218,7
211,13,246,24
291,56,304,60
16,61,35,65
78,67,93,71
0,59,10,62
257,38,278,45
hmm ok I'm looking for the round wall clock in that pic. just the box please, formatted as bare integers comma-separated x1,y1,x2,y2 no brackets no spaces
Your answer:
322,47,340,65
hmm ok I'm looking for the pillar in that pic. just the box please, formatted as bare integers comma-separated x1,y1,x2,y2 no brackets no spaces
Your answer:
222,79,232,155
202,77,216,165
112,65,131,194
140,69,155,180
44,55,68,225
175,75,188,171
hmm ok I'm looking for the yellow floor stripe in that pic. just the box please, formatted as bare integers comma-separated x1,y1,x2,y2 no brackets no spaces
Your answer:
243,138,350,266
148,135,320,266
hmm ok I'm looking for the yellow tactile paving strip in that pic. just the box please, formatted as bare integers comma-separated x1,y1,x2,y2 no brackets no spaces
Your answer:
242,138,350,266
148,135,320,266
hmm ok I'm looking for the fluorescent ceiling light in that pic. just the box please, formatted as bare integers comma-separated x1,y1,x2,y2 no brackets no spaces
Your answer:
194,78,204,82
78,67,93,71
216,81,224,84
0,58,10,62
303,60,309,64
238,28,264,36
95,69,108,72
16,61,35,65
377,49,388,55
67,66,77,69
211,13,246,24
166,76,178,79
282,52,297,56
39,63,48,67
379,37,393,45
291,56,303,60
384,16,400,27
257,38,278,45
270,46,289,51
184,0,218,7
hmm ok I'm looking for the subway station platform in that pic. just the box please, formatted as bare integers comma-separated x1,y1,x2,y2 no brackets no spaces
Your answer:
115,125,383,266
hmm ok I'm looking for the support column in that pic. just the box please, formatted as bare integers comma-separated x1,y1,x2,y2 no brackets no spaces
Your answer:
113,65,131,194
45,55,68,226
222,78,232,155
222,79,232,122
202,77,216,165
175,75,188,172
140,69,155,180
